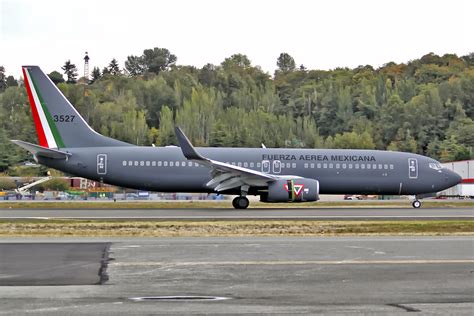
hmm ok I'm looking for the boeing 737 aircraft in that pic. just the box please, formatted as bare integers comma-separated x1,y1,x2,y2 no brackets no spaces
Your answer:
12,66,462,209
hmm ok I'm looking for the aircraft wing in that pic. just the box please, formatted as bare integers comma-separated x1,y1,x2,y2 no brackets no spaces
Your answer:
11,140,71,159
175,127,279,192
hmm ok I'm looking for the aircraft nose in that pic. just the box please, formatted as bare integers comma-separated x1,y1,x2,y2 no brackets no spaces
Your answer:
445,169,462,187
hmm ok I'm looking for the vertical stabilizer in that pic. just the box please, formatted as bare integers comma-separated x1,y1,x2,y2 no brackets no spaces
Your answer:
22,66,130,148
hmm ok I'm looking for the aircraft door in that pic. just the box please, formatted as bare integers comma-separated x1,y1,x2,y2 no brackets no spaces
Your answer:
261,160,271,173
273,160,281,174
97,154,107,175
408,158,418,179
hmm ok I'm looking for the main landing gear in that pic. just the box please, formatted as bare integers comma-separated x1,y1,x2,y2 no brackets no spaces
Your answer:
232,196,249,209
412,200,422,208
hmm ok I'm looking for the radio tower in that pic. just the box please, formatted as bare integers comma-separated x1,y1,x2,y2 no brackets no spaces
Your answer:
84,52,90,80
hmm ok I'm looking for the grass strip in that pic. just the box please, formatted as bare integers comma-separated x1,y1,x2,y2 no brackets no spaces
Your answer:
0,200,473,209
0,220,472,237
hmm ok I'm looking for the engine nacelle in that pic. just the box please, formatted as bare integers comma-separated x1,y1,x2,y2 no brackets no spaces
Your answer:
262,178,320,202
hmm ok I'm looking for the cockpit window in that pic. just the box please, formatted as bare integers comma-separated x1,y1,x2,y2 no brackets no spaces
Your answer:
429,163,443,170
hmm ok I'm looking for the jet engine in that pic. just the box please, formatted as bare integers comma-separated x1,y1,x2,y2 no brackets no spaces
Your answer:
261,178,319,202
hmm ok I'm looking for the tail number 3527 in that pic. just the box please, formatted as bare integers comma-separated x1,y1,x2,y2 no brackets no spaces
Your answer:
53,114,76,122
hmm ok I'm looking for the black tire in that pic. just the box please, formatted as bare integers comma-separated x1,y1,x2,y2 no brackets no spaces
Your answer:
233,196,249,209
232,197,238,209
412,200,421,208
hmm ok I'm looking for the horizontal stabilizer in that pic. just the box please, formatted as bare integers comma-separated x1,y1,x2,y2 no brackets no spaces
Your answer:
11,140,71,159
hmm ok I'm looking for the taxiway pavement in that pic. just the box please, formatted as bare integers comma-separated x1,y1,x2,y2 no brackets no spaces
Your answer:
0,236,473,314
0,207,473,221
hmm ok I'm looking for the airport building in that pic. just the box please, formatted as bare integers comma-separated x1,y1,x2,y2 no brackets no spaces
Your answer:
440,159,474,197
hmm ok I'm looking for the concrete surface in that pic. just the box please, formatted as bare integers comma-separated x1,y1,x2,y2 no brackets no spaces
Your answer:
0,243,111,285
0,236,473,314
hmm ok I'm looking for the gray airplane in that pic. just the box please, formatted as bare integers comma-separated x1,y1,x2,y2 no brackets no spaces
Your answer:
12,66,462,209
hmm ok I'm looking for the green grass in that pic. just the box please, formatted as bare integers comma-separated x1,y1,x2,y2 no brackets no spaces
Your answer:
0,220,472,237
0,200,473,209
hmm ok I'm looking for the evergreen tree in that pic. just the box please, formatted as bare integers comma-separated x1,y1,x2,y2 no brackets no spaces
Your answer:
108,58,121,75
61,60,78,83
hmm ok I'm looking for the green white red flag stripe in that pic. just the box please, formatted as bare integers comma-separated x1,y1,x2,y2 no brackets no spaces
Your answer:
23,67,62,149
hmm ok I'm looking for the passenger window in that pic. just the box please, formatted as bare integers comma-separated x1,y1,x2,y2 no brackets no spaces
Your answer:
128,161,133,166
367,164,371,169
134,161,138,166
348,164,352,169
257,162,261,168
195,162,199,167
292,163,296,168
188,161,193,167
244,162,248,167
170,161,174,167
146,161,150,166
373,164,377,169
286,163,291,168
390,164,394,170
329,163,333,169
384,164,388,170
343,164,347,169
310,163,315,168
361,164,365,169
355,164,359,169
182,161,186,167
378,164,382,169
336,163,340,169
304,163,309,168
250,162,254,168
238,162,242,167
317,163,321,168
164,161,168,166
122,161,127,166
152,161,156,167
158,161,162,166
323,163,328,168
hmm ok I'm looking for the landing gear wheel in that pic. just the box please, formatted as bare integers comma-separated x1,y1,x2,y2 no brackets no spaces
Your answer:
412,200,422,208
232,196,249,209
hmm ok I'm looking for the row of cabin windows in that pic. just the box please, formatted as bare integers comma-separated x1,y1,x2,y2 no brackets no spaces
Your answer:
121,160,394,170
303,162,394,170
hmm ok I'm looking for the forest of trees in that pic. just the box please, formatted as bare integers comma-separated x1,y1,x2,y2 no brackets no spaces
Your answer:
0,50,473,174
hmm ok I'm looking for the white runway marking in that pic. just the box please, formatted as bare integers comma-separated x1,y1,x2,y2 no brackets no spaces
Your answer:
112,259,474,267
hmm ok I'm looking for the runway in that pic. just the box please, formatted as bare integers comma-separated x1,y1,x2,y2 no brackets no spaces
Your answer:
0,236,473,314
0,207,473,221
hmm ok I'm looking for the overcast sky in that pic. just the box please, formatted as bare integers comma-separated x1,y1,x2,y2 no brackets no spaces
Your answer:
1,0,473,78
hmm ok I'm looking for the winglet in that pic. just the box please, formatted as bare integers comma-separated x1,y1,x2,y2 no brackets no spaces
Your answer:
174,127,206,160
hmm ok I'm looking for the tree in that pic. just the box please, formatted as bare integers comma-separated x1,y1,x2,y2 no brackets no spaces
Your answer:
48,71,65,84
125,55,146,76
276,53,296,73
142,47,177,74
108,58,121,75
90,67,102,83
221,53,251,69
6,76,17,87
0,66,6,92
61,60,78,83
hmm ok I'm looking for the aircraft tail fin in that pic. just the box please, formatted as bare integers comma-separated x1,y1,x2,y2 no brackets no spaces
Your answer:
22,66,130,148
